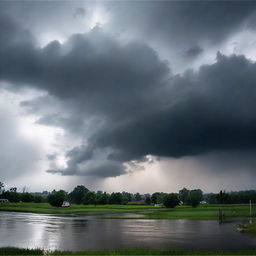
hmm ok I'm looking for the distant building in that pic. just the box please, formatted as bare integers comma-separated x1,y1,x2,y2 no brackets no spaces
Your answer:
62,201,70,207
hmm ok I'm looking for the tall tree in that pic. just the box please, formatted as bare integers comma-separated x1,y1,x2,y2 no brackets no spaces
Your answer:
134,193,142,201
179,188,189,203
163,193,180,208
151,192,161,204
47,190,65,207
186,189,203,207
69,185,89,204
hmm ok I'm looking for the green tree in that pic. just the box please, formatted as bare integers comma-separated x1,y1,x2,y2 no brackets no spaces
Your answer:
145,196,151,205
109,192,123,204
204,193,218,204
20,193,34,202
134,193,141,201
2,191,20,202
122,192,132,202
179,188,189,203
34,195,42,203
216,190,229,204
69,185,89,204
187,189,203,207
122,196,129,205
47,190,65,207
151,192,161,204
163,193,180,208
10,187,17,193
97,192,109,205
83,191,96,205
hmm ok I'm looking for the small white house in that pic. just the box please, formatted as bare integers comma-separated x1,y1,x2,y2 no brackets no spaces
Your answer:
0,199,9,203
62,201,70,207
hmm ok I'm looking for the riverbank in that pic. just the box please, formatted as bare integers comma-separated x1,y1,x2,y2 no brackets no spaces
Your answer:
238,222,256,237
0,203,254,220
1,247,256,256
0,203,156,215
142,204,254,220
247,222,256,236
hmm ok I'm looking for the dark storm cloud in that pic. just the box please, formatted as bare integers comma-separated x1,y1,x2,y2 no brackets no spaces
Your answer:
107,1,256,47
93,53,256,160
2,6,256,178
46,52,256,176
183,45,203,59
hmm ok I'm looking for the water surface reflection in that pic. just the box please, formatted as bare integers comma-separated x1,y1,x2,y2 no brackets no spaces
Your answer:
0,212,255,251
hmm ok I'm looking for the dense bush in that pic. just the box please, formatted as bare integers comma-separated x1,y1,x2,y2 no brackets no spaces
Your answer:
47,190,65,207
83,191,96,205
33,195,42,203
163,193,180,208
1,191,20,202
68,185,89,204
20,193,34,202
109,192,123,204
186,189,203,207
145,196,151,205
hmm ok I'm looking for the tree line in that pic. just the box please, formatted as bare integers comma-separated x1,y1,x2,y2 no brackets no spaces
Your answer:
1,181,255,208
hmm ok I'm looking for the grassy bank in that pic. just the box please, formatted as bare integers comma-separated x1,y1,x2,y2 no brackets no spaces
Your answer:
247,222,256,236
0,203,254,220
239,222,256,237
1,247,256,256
0,203,157,215
142,204,255,220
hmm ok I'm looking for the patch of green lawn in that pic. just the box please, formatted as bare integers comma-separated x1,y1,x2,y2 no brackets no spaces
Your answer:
143,204,254,220
0,202,157,215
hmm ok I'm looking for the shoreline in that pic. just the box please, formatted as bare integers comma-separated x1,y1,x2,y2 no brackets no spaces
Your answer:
1,247,256,256
0,203,255,220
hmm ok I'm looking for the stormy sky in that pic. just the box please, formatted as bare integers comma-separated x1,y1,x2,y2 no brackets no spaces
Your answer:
1,0,256,193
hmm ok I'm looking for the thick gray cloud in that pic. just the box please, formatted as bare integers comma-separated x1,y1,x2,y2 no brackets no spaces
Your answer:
106,1,256,56
183,46,203,59
1,3,256,179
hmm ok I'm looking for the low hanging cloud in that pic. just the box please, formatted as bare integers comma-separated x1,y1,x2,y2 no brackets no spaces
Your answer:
1,11,256,178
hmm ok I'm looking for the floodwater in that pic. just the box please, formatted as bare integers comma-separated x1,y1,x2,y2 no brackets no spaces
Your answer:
0,212,256,251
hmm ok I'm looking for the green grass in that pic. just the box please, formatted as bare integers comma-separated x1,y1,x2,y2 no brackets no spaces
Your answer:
142,204,255,220
240,222,256,237
0,202,157,215
0,203,254,220
247,222,256,236
1,247,256,256
0,247,43,255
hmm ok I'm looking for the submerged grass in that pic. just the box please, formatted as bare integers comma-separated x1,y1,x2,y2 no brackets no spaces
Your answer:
1,247,256,256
